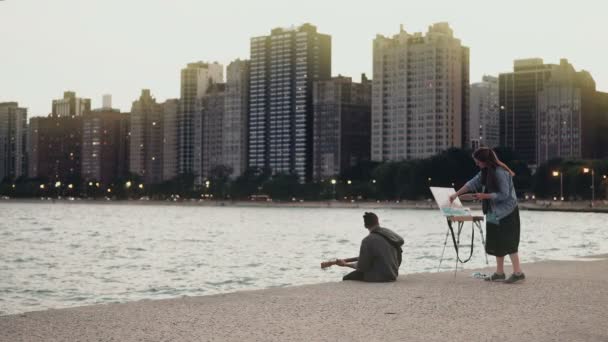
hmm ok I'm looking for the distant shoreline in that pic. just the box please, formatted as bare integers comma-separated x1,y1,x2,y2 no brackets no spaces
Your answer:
2,197,608,213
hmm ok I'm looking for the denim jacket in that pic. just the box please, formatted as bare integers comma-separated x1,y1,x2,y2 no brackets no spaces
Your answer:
465,167,518,220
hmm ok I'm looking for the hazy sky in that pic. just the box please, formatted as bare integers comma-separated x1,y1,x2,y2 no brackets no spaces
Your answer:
1,0,606,117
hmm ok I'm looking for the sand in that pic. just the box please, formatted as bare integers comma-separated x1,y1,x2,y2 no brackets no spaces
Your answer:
1,257,607,342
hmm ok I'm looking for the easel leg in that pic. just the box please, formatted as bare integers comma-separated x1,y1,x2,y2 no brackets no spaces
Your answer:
437,226,451,272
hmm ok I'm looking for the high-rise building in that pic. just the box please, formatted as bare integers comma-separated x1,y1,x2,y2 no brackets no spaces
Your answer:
81,109,129,186
249,23,331,182
470,76,499,149
52,91,91,117
201,84,226,179
313,75,372,180
499,59,554,164
0,102,27,182
500,58,607,164
102,94,113,110
536,59,604,163
223,59,250,179
130,89,164,184
372,23,469,161
162,99,179,182
178,62,223,181
28,116,82,183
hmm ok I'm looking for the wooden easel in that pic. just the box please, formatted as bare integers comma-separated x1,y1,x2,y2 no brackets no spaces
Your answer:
437,215,488,276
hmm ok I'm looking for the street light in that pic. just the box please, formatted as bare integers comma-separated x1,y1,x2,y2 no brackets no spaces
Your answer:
138,184,144,189
205,180,210,189
39,184,45,189
347,180,352,185
125,181,132,188
583,167,595,207
331,179,337,199
55,181,61,188
552,170,563,201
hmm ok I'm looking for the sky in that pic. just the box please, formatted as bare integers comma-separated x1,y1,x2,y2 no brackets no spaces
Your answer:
1,0,607,117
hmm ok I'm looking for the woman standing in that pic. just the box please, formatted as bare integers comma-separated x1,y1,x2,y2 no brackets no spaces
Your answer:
449,147,525,283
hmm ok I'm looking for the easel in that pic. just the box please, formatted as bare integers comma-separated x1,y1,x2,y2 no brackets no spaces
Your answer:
437,215,488,276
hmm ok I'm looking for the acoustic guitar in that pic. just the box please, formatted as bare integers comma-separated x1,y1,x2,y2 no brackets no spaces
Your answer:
320,257,358,269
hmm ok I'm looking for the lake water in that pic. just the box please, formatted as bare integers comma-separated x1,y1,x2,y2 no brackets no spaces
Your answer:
1,202,607,316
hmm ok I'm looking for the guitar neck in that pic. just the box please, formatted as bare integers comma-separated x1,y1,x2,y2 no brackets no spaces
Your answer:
320,257,358,269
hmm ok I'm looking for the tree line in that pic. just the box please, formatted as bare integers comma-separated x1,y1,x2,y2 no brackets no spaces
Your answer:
2,148,607,201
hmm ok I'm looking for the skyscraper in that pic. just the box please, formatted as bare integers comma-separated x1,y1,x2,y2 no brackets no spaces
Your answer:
536,59,602,163
313,75,372,180
249,23,331,182
499,58,605,164
470,76,499,149
223,59,250,179
28,116,82,183
372,23,469,161
162,99,179,182
81,109,129,186
52,91,91,117
130,89,164,184
201,84,226,179
178,62,223,182
0,102,27,182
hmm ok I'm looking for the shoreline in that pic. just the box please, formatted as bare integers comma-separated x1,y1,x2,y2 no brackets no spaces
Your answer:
2,197,608,213
1,255,606,341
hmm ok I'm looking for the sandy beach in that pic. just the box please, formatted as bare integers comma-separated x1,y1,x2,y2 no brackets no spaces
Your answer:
1,256,606,342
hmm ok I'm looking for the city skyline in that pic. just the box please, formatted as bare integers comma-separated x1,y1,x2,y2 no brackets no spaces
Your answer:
1,0,607,117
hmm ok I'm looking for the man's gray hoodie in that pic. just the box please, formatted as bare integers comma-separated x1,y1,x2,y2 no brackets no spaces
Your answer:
356,227,404,282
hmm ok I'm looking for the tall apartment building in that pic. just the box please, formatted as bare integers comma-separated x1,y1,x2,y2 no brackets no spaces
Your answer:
200,84,226,179
249,23,331,182
28,116,82,183
500,58,607,164
372,23,469,161
81,109,129,186
52,91,91,117
178,62,223,181
223,59,250,179
130,89,164,184
536,59,604,163
162,99,179,182
0,102,27,182
499,59,554,164
469,75,499,149
313,75,372,180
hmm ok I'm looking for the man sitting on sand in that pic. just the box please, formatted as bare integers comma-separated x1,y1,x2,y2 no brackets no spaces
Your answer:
337,212,404,282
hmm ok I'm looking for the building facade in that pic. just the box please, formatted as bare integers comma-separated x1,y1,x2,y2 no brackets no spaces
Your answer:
248,23,331,182
130,89,164,184
499,59,554,164
500,58,606,164
372,23,469,162
313,75,372,180
223,59,250,179
81,109,129,186
0,102,28,182
201,84,226,179
162,99,179,182
178,62,223,181
52,91,91,117
28,116,82,184
469,75,499,149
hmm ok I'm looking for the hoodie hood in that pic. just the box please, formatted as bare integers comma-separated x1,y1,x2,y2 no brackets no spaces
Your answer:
373,227,404,248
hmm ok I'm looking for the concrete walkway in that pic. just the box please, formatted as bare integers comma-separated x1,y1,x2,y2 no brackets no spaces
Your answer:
1,257,607,342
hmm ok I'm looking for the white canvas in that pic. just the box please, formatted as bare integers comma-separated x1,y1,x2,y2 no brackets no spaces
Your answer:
429,187,472,217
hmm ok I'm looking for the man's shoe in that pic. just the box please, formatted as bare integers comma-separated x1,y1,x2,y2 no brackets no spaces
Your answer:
484,272,506,282
504,272,526,284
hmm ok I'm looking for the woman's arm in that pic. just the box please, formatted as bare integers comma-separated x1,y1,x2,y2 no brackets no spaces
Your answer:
486,168,511,201
449,172,481,203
